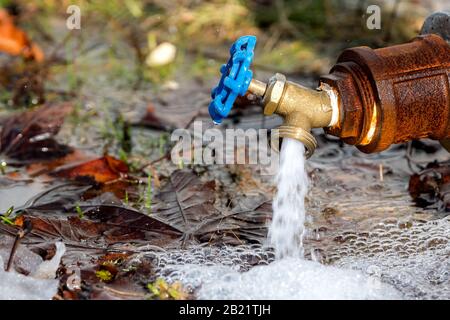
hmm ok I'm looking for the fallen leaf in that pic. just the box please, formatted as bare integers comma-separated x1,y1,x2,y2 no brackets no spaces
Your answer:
97,253,130,266
153,170,271,244
13,190,181,248
51,155,129,183
152,169,218,236
3,207,181,250
134,77,209,132
83,204,181,244
0,8,44,62
0,103,73,162
26,150,92,177
23,183,92,213
197,194,272,244
409,161,450,211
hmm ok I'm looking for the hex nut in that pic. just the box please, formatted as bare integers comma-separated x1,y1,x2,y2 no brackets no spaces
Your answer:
263,73,286,115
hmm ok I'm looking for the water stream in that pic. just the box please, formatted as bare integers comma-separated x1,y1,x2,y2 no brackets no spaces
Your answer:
268,138,308,258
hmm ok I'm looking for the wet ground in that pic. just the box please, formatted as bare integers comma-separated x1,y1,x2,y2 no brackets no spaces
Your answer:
0,1,449,300
2,105,449,299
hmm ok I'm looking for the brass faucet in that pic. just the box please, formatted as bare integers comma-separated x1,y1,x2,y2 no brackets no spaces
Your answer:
247,74,339,158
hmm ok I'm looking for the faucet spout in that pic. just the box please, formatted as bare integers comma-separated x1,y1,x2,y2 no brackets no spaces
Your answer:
247,74,337,158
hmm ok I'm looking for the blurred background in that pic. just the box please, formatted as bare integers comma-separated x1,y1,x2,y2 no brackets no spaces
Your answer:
8,1,449,75
0,0,448,166
1,0,448,90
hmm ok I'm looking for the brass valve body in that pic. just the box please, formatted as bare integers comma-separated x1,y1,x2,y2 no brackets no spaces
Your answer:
260,74,333,157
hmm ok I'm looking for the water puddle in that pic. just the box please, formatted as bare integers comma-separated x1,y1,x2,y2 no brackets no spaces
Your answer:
329,216,450,299
0,180,47,213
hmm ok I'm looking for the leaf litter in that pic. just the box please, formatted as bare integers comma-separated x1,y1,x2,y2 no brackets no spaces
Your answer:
0,102,271,299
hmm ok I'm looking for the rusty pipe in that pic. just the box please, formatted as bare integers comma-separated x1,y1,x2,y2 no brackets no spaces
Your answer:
321,33,450,153
248,33,450,157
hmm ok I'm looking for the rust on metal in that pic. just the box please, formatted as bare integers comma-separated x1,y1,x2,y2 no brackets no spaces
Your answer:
321,34,450,153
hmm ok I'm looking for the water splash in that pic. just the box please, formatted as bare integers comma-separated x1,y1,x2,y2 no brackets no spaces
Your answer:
146,137,403,299
150,246,402,300
268,138,308,259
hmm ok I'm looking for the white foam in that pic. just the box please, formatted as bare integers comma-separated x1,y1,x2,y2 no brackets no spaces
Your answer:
156,256,402,300
0,256,59,300
33,242,66,279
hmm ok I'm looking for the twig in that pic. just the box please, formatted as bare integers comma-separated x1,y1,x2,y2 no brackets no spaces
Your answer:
405,141,429,173
103,286,146,298
6,218,32,272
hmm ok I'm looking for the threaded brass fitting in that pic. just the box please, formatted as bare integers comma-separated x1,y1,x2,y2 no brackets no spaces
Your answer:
247,74,336,158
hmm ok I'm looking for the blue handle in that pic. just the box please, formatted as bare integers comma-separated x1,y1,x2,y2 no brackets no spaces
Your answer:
208,35,256,124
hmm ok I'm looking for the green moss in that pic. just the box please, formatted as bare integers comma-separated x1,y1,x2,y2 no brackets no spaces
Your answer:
95,270,113,282
147,278,188,300
1,206,15,225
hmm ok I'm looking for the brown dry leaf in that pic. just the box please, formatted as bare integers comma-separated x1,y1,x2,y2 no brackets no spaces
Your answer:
153,170,271,244
152,169,218,236
51,155,129,183
4,187,181,247
135,96,205,130
229,164,266,193
8,207,181,248
409,161,450,211
26,149,92,177
0,103,73,161
83,203,181,244
97,253,130,266
197,194,272,244
23,183,92,213
0,8,44,62
13,214,24,227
